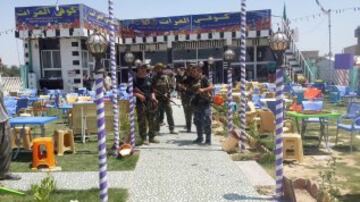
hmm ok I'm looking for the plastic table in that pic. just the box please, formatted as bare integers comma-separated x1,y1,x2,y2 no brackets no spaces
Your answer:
9,116,58,159
286,111,341,148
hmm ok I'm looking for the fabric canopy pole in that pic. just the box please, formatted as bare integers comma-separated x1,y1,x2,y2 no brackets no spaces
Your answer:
108,0,120,154
95,71,109,202
128,70,136,148
227,65,233,135
239,0,247,152
275,68,284,200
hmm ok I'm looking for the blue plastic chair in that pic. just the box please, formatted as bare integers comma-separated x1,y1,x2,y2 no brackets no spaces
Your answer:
15,98,29,113
252,94,262,109
302,100,325,123
4,97,17,117
300,100,328,140
336,102,360,152
266,100,277,116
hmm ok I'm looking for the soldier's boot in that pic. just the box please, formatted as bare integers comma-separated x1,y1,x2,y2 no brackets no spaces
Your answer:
170,129,178,135
193,131,203,144
205,134,211,145
149,137,160,144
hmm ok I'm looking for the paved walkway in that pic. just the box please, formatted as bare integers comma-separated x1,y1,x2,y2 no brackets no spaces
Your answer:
2,100,272,202
128,102,267,202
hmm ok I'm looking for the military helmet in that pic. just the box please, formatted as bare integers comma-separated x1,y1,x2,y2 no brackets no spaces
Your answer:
154,62,165,70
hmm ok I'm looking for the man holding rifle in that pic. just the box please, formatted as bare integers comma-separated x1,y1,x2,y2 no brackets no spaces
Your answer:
152,63,178,135
134,64,159,145
176,65,194,133
189,64,213,144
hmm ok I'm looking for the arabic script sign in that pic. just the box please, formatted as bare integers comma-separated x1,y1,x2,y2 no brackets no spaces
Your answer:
15,5,80,30
120,9,271,37
15,4,271,38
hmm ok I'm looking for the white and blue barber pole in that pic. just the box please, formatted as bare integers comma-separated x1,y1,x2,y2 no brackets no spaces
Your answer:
108,0,120,154
95,72,109,202
239,0,247,152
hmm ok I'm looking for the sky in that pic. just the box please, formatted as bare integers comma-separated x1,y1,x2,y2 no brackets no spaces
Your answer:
1,0,360,66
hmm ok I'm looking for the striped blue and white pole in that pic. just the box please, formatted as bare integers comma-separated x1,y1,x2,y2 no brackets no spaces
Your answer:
128,70,136,148
95,72,109,202
239,0,247,152
108,0,120,154
275,68,284,200
227,64,233,134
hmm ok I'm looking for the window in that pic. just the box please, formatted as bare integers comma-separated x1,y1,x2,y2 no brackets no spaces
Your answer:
41,50,62,78
72,51,79,56
71,41,79,47
73,60,80,65
44,71,62,78
220,32,224,38
81,51,94,69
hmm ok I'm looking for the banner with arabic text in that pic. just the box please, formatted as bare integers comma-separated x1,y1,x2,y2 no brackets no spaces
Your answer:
15,4,80,30
120,9,271,37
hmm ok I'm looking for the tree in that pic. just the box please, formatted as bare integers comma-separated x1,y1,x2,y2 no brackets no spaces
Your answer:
0,65,20,77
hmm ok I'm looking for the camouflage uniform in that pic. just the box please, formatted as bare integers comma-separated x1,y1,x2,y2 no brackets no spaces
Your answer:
153,73,176,133
176,73,193,132
190,76,212,143
134,76,157,140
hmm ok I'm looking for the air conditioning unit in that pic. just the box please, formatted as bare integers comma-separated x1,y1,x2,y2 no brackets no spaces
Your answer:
28,73,38,89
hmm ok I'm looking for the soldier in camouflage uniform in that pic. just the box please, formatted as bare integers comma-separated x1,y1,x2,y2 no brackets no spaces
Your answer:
152,63,178,134
189,65,213,144
134,64,159,145
176,66,194,132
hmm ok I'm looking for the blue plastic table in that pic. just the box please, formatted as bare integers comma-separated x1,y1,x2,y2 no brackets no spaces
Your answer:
9,116,58,159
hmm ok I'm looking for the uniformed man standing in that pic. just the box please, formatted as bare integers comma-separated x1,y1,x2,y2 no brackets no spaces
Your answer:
0,81,21,180
189,65,213,144
152,63,178,134
176,66,194,132
134,64,159,145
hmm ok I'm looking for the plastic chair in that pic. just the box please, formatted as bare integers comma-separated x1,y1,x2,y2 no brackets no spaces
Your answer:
265,100,277,116
258,109,275,134
15,98,28,113
302,100,326,131
252,94,262,109
283,133,304,162
336,102,360,152
10,127,33,150
32,137,56,169
53,129,76,156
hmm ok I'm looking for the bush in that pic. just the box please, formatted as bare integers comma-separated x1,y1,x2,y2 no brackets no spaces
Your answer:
31,174,56,202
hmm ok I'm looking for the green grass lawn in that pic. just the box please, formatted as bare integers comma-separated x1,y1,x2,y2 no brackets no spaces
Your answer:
10,108,140,172
0,188,127,202
229,99,360,200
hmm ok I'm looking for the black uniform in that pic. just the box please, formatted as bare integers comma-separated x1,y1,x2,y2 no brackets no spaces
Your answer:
190,76,212,143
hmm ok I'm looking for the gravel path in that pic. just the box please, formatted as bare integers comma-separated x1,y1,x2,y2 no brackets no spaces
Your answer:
1,171,133,191
128,101,266,202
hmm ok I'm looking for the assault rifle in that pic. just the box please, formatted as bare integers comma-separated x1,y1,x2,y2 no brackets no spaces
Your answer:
153,89,181,107
133,87,158,112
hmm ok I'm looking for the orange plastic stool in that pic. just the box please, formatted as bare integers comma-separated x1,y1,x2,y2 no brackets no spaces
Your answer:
53,129,76,156
32,137,56,169
10,127,33,150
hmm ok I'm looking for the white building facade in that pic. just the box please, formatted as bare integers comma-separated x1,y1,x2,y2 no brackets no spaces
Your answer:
16,4,274,91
